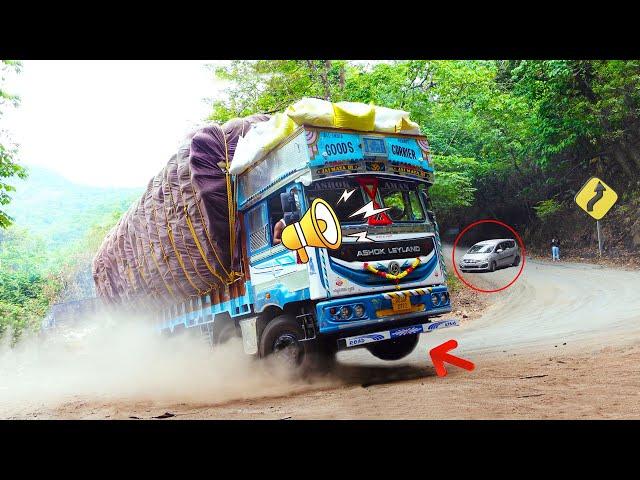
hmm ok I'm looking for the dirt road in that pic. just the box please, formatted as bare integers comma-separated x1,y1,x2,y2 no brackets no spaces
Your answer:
4,249,640,419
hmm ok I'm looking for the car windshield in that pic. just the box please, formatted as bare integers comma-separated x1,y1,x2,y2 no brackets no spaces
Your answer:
468,244,494,253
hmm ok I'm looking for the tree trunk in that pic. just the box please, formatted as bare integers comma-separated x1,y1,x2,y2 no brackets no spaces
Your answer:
622,142,640,171
321,60,332,101
611,145,634,177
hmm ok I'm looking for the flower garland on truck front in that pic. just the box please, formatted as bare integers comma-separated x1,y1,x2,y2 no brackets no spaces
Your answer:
363,257,421,284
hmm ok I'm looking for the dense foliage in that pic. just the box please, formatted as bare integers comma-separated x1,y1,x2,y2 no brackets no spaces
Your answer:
0,167,136,342
0,60,26,229
210,60,640,233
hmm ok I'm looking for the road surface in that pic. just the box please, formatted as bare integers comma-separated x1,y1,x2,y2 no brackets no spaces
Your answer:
3,247,640,419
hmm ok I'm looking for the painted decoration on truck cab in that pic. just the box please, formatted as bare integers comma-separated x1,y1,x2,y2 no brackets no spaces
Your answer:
309,131,363,166
385,136,433,172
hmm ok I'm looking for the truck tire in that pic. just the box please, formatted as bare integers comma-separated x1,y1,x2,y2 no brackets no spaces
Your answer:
259,315,334,373
210,312,240,346
366,334,419,361
212,321,239,346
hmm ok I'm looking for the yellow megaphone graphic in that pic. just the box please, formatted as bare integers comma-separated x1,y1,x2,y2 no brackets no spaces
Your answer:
281,198,342,264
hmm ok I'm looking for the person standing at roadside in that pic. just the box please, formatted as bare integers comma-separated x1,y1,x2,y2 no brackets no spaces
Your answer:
551,237,560,261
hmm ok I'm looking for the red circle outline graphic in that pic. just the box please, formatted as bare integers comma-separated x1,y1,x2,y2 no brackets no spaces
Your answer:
451,219,526,293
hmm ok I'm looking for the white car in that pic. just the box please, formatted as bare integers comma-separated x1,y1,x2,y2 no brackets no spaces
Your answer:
459,238,521,273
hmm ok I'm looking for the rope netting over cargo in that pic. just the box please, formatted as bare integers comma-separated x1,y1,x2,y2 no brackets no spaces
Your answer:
92,114,270,306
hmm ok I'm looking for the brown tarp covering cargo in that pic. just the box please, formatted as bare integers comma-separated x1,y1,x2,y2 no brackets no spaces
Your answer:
92,114,270,306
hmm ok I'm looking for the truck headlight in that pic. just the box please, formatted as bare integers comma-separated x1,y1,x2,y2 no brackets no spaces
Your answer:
440,292,448,304
354,304,365,318
340,306,352,319
431,293,440,306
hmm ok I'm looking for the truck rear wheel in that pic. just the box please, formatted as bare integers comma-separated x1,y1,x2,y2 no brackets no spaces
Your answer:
366,334,419,361
211,313,240,346
259,314,334,373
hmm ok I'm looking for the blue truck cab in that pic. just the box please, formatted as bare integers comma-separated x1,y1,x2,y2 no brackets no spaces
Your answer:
158,125,457,368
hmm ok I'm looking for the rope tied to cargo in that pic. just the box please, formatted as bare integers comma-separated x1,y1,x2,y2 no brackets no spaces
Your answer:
183,205,228,286
151,200,189,299
148,240,176,299
187,173,232,280
166,168,215,294
223,131,243,285
167,224,205,296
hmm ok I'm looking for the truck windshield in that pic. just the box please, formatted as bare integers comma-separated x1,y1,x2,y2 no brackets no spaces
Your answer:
378,180,425,223
305,177,427,225
305,178,365,224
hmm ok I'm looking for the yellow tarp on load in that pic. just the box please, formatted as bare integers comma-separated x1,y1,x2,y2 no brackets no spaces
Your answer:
332,102,375,131
229,98,423,175
285,98,334,128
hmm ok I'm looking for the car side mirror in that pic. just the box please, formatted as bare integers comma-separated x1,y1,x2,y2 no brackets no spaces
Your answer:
496,248,503,253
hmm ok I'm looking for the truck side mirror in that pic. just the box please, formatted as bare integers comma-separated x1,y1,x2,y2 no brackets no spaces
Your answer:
284,211,300,224
281,192,296,213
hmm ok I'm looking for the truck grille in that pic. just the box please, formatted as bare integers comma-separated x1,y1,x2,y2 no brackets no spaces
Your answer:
329,237,435,263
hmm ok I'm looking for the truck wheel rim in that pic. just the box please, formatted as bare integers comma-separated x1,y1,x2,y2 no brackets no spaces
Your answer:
273,334,302,366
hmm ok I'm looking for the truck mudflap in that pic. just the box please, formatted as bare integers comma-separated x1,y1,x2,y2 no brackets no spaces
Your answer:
337,318,459,349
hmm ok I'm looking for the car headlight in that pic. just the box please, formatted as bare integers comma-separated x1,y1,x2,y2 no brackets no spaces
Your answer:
340,306,352,319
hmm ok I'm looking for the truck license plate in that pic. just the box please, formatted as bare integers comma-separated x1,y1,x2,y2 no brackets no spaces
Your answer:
391,295,412,313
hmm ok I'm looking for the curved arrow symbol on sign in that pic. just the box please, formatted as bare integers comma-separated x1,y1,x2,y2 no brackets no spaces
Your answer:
586,181,606,212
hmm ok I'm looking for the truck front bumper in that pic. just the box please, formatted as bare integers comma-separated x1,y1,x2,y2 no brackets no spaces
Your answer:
315,285,452,334
337,318,458,349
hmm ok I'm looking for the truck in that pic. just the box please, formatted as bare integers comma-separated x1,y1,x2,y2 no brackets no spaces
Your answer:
152,124,457,370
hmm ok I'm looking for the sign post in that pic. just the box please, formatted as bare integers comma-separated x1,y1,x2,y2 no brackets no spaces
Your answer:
574,177,618,257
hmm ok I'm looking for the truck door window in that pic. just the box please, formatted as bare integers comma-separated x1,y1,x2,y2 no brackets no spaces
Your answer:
247,203,270,254
268,191,285,245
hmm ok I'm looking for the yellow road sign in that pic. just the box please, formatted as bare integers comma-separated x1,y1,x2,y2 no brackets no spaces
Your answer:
574,177,618,220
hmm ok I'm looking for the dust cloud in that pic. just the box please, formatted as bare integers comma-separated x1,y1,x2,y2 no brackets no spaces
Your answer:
0,312,335,418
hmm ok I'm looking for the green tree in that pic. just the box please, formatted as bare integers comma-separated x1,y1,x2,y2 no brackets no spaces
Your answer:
210,60,348,122
1,60,26,229
209,60,479,213
209,59,640,249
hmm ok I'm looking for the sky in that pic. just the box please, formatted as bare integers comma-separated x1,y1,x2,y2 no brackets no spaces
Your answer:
2,60,228,188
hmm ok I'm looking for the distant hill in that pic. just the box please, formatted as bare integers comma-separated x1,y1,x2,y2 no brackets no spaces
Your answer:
4,165,142,253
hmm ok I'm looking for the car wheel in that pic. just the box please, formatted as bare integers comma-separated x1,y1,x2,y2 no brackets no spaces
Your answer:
512,255,521,267
489,261,496,272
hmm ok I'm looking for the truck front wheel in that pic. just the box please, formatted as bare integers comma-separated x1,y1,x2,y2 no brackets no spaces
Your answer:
259,315,334,373
366,334,419,361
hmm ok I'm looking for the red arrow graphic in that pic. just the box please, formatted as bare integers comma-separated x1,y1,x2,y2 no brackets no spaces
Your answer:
429,339,475,377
